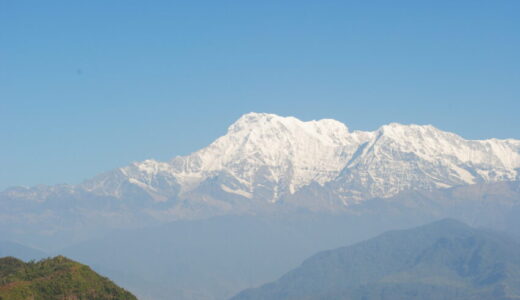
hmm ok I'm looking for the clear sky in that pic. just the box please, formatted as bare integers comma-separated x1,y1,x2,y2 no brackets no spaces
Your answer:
1,0,519,189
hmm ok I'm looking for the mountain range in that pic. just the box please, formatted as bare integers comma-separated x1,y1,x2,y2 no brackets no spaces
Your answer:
17,113,520,205
2,113,520,246
72,112,520,206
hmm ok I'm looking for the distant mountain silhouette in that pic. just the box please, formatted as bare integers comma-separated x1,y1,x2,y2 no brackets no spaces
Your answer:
231,219,520,300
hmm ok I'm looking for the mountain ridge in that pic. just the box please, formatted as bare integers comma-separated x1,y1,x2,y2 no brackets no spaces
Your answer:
83,112,520,203
2,112,520,221
230,219,520,300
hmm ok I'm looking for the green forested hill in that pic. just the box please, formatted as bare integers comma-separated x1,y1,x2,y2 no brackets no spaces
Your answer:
0,256,137,300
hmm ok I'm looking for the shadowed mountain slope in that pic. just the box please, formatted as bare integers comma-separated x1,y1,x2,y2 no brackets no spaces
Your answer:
231,219,520,300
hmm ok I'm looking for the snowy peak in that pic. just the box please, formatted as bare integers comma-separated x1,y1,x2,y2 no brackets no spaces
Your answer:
333,122,520,200
373,122,520,169
171,113,360,198
228,112,350,138
79,113,520,208
225,112,353,152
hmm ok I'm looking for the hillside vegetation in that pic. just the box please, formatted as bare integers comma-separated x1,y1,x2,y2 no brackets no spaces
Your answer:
0,256,137,300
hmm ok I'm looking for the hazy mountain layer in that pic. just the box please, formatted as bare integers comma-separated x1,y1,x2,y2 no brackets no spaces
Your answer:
56,181,520,300
60,214,376,300
0,240,47,261
231,219,520,300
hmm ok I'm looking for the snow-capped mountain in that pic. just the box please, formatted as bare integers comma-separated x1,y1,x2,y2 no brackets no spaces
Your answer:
76,112,520,206
3,113,520,216
330,122,520,201
3,112,520,250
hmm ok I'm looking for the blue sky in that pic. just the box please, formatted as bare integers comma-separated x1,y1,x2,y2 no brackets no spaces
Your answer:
1,0,519,189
